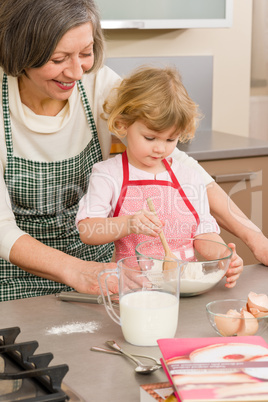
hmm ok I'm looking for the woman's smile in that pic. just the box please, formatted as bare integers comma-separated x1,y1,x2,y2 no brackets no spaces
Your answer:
53,80,76,90
18,23,94,115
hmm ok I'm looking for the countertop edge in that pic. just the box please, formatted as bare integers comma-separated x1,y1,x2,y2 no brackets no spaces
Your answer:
186,148,268,161
178,130,268,161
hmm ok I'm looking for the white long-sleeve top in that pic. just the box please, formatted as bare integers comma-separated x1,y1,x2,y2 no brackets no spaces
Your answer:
76,154,219,237
0,66,213,261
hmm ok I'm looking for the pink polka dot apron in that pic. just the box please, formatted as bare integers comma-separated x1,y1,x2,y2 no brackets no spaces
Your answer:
113,151,200,262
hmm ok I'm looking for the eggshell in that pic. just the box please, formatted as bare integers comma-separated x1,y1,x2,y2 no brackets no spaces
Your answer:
248,307,268,318
237,310,259,336
247,292,268,312
214,309,241,336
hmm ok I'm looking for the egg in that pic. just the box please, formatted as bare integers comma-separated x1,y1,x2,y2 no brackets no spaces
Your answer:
247,291,268,314
214,309,241,336
247,307,268,318
210,292,268,337
237,310,259,336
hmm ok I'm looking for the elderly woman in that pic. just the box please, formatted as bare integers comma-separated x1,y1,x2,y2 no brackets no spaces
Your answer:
0,0,266,301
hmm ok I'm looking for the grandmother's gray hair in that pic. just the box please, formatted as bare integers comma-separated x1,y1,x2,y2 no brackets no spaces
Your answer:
0,0,104,76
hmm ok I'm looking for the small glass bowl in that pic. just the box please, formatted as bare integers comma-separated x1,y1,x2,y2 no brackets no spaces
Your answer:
206,299,268,337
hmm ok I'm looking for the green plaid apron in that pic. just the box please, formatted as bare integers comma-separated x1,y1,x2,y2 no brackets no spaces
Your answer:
0,73,114,301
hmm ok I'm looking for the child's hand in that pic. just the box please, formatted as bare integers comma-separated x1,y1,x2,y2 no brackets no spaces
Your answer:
128,210,163,237
224,243,243,288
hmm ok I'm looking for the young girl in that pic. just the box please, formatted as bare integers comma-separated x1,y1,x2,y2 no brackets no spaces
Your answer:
76,65,243,287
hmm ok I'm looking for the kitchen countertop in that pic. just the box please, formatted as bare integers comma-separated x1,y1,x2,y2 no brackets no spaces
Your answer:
1,263,267,401
178,130,268,161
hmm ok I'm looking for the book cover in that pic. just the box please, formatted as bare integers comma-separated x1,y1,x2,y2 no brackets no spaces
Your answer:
158,336,268,402
140,382,176,402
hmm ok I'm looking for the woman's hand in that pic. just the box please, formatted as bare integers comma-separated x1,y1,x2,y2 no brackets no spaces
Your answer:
224,243,243,288
10,235,119,296
68,260,119,296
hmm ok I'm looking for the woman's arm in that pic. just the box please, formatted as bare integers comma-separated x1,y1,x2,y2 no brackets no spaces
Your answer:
9,234,119,295
207,181,268,265
171,148,268,266
1,158,118,295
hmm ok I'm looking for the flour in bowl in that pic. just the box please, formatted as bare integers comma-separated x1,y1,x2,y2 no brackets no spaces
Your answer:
180,262,224,294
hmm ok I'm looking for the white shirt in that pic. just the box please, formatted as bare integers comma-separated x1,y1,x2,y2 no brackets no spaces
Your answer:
0,66,213,261
76,154,218,237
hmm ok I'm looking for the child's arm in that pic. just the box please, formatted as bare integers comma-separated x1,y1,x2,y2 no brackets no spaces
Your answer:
195,233,243,288
78,210,163,245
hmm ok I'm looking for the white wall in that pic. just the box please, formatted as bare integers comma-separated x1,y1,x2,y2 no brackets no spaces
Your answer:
249,0,268,141
250,96,268,140
103,0,252,137
251,0,268,88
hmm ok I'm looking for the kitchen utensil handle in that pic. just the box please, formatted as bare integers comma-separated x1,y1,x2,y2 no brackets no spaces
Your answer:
91,346,161,365
105,340,143,366
91,346,121,355
212,172,257,183
56,291,103,304
146,197,169,253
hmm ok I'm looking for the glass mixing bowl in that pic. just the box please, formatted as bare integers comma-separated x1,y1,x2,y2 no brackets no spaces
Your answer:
135,237,232,297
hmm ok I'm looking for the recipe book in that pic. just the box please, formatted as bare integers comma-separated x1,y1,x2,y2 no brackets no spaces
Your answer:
157,336,268,402
140,382,176,402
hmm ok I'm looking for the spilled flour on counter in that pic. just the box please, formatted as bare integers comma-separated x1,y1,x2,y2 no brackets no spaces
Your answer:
46,321,101,335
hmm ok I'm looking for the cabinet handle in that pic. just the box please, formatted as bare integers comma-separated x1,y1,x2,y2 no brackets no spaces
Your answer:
212,172,257,183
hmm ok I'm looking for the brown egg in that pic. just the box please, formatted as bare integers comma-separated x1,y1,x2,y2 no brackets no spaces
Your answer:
214,309,241,336
248,307,268,318
247,292,268,313
237,310,259,336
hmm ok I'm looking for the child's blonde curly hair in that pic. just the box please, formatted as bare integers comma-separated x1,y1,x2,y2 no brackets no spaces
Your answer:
102,65,202,143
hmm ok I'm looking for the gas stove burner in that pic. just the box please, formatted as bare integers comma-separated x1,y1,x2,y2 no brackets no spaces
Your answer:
0,327,82,401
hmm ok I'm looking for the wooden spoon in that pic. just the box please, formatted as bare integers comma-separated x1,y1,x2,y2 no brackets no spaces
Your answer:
146,197,178,271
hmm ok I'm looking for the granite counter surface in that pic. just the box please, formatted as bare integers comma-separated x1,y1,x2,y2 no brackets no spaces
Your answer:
178,131,268,161
1,264,267,402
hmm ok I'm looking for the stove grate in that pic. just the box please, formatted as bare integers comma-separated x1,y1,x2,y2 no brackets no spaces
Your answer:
0,327,69,402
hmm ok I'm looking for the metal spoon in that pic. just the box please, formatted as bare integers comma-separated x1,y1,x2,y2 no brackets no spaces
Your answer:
103,340,161,374
90,346,162,365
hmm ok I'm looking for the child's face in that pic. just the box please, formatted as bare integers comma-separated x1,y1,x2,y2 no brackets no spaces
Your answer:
125,120,179,172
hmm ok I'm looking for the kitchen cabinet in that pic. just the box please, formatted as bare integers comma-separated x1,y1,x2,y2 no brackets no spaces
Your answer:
96,0,232,29
200,156,268,265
